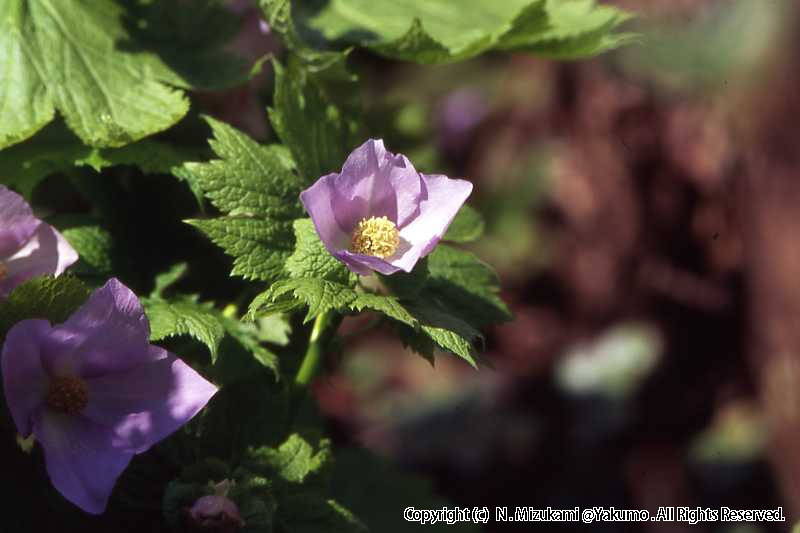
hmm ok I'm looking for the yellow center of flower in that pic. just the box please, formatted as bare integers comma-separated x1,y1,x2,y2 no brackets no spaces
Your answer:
0,262,7,282
46,376,88,414
350,216,399,258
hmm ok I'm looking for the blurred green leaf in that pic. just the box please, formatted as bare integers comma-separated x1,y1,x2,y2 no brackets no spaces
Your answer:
274,0,635,64
443,205,485,243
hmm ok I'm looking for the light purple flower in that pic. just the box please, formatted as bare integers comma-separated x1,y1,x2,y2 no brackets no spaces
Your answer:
1,278,218,514
300,139,473,275
0,186,78,297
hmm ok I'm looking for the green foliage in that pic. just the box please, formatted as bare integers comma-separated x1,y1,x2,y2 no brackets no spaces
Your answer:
182,117,304,282
286,219,351,283
144,296,227,361
0,275,90,339
0,0,254,150
251,434,332,485
443,205,485,243
266,0,636,65
61,225,114,275
143,264,284,376
0,121,205,199
426,245,511,328
269,60,361,183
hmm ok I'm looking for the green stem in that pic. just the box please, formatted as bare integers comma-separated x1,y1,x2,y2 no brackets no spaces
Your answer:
294,311,332,386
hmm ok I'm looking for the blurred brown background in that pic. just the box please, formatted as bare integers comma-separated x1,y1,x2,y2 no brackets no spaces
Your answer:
268,1,800,531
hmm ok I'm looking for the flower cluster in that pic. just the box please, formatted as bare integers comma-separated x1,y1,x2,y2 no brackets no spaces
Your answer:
301,139,472,275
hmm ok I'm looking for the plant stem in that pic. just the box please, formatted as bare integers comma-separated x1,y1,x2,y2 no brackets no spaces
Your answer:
294,311,332,386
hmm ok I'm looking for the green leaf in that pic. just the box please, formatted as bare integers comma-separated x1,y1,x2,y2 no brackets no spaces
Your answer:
144,297,226,361
286,218,351,283
0,121,205,199
426,244,511,328
181,117,305,283
280,0,636,65
0,0,184,148
61,225,114,275
253,278,359,323
259,0,350,70
401,302,482,367
443,205,485,243
248,277,417,327
255,433,332,485
0,275,90,339
0,0,256,150
180,117,302,219
269,60,361,183
187,218,295,282
123,0,259,91
150,262,189,299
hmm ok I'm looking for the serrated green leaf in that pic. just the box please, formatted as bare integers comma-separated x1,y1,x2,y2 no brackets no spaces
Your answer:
286,218,351,283
269,60,361,183
248,277,417,327
180,116,302,219
350,292,416,327
279,0,635,64
187,218,295,282
180,118,306,283
144,297,226,361
0,0,256,150
256,278,359,323
401,302,481,367
0,275,90,339
443,205,485,243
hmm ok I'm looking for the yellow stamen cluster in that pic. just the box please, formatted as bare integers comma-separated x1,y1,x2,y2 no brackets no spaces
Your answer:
46,376,88,415
350,216,399,258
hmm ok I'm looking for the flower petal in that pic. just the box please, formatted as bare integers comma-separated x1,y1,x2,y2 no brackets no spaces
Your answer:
334,250,401,276
82,346,217,454
0,186,40,258
1,223,78,296
58,278,152,378
334,139,422,229
300,173,353,253
34,410,133,514
392,174,473,272
1,319,51,436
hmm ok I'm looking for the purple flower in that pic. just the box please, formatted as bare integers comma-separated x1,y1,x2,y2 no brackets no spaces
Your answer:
300,139,472,275
0,186,78,297
1,279,218,514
